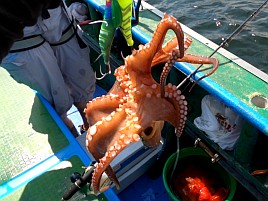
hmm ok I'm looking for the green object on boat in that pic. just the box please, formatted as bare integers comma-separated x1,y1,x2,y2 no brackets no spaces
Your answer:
163,147,237,201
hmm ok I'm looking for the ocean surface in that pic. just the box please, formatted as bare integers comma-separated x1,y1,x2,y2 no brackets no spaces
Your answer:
146,0,268,75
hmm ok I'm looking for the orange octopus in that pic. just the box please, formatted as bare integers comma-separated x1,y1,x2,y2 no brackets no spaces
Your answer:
84,13,219,194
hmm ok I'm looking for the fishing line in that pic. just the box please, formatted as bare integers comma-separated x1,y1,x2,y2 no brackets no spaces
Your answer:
176,0,268,92
170,132,180,178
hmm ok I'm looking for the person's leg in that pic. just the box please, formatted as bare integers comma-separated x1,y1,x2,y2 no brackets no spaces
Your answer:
43,5,95,133
2,42,78,137
60,113,79,137
53,37,96,133
74,101,89,131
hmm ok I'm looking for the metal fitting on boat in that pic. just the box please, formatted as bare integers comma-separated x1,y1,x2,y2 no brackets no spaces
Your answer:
194,138,220,163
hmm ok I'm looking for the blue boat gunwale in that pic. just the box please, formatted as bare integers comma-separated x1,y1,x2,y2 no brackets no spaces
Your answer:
83,0,268,135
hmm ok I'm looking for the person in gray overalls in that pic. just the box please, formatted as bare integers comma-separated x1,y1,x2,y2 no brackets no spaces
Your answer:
1,0,96,137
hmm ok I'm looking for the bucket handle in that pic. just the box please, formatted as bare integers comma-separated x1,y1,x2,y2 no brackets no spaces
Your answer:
194,138,220,163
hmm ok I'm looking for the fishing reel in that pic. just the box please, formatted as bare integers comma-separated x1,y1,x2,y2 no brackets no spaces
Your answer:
62,161,112,200
62,161,96,200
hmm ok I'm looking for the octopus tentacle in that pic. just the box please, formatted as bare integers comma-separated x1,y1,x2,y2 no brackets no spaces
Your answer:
164,83,188,136
152,13,184,58
104,166,120,189
91,124,141,194
86,107,127,153
86,108,127,194
86,95,121,111
125,13,185,77
85,94,123,126
178,54,219,90
160,48,182,97
159,52,219,95
162,35,192,53
152,35,192,67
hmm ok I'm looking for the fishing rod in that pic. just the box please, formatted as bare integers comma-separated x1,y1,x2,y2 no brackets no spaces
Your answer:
176,0,268,90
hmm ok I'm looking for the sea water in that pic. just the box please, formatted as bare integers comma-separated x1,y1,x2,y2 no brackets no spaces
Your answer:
146,0,268,74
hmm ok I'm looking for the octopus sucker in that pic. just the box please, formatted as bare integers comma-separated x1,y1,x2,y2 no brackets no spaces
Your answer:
164,92,169,97
105,115,112,121
133,116,139,122
89,125,97,135
151,84,157,89
123,138,131,144
86,134,92,142
146,93,152,98
132,134,141,142
109,146,114,151
84,13,219,195
120,134,125,139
